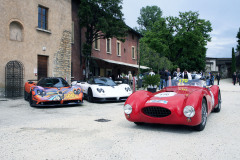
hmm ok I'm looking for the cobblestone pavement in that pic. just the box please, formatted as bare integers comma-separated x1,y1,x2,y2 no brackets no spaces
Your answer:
0,79,240,160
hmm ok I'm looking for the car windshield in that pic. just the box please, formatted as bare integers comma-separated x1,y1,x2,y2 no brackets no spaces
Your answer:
37,78,70,88
168,78,206,87
94,77,116,86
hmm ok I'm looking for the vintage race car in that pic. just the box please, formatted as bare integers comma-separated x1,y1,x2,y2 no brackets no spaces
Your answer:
24,77,83,107
123,78,221,131
72,77,132,102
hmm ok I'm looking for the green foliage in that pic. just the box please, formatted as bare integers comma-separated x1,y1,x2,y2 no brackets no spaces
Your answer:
138,9,212,72
78,0,127,46
137,5,163,34
237,28,240,52
166,11,211,71
232,47,236,74
142,74,160,88
139,41,175,73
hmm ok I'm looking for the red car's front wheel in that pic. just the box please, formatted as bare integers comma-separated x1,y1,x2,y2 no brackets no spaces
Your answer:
194,98,207,131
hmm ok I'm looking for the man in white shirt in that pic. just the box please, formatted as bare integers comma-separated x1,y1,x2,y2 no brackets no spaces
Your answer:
149,69,155,76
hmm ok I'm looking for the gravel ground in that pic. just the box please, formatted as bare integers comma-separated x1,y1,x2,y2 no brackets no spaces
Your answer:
0,78,240,160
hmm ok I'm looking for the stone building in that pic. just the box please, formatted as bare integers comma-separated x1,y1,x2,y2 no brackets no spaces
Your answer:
205,57,232,78
0,0,72,97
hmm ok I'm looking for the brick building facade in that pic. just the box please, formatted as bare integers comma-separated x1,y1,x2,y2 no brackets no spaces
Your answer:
71,1,147,81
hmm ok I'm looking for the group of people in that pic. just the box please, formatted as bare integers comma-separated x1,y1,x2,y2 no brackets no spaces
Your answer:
117,69,240,89
156,68,196,89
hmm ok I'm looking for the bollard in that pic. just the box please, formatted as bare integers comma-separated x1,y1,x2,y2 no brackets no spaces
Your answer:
133,77,136,93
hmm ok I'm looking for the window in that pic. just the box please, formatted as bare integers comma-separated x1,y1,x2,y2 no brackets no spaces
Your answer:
94,36,100,51
117,41,121,56
106,38,111,54
38,6,48,30
132,46,136,59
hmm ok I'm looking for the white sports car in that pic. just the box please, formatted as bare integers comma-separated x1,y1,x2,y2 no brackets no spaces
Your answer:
72,77,132,102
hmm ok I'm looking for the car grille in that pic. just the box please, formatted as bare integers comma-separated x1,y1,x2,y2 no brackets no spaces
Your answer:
41,101,61,105
63,100,82,104
142,106,171,118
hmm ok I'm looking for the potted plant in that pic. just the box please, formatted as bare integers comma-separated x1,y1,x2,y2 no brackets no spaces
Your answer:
142,74,160,93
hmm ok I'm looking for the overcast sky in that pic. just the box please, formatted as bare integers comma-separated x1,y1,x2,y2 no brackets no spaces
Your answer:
122,0,240,58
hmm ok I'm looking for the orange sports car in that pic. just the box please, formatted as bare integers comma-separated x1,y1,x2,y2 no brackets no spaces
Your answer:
24,77,83,107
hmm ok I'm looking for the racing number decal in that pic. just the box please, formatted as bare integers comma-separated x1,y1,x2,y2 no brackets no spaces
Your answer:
178,79,188,86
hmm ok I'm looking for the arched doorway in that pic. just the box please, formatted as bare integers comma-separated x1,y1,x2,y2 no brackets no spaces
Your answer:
5,61,24,98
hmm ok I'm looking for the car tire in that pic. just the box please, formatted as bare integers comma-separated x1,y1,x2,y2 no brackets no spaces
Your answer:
134,122,144,125
87,88,94,103
29,92,36,107
24,91,29,101
214,90,221,112
194,98,207,131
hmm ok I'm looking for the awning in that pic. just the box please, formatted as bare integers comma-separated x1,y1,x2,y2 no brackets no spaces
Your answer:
93,57,149,69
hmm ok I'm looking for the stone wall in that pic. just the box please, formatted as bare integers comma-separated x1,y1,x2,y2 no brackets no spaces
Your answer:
53,30,72,84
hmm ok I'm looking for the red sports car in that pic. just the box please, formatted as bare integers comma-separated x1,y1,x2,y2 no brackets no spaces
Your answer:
24,77,83,107
123,78,221,131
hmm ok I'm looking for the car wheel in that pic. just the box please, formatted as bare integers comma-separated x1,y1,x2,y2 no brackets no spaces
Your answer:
24,91,29,101
29,92,36,107
134,122,144,125
87,88,94,103
194,98,207,131
214,90,221,112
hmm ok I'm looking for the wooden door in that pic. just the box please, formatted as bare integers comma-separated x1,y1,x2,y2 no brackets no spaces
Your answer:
38,55,48,80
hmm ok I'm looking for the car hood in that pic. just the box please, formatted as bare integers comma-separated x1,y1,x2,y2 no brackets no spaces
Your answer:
145,86,201,109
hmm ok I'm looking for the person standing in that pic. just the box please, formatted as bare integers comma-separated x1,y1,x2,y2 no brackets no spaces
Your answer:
159,69,165,89
232,72,237,85
128,71,133,86
173,68,182,79
216,72,221,85
238,72,240,86
182,69,192,80
149,69,155,76
164,69,171,87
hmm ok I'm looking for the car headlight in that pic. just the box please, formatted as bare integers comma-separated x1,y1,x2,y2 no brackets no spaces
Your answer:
74,89,77,94
37,90,46,96
125,87,131,92
37,90,41,95
97,88,105,93
183,106,195,118
42,91,46,96
124,104,132,115
77,89,81,94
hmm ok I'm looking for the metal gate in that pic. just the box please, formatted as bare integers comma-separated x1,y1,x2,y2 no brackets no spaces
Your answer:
5,61,24,98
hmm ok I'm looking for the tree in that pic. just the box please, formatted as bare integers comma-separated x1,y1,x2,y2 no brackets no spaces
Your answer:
236,28,240,70
139,41,175,73
136,6,163,34
78,0,127,78
139,10,212,72
141,17,173,59
232,47,236,74
166,11,212,71
237,28,240,52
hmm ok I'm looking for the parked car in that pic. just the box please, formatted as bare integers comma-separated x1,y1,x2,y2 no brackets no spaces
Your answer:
123,78,221,131
72,77,132,102
24,77,83,107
